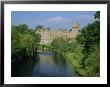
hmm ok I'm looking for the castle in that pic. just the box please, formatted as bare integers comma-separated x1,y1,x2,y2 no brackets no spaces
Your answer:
35,23,79,45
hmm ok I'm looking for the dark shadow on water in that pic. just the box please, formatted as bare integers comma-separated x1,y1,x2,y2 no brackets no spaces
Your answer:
11,58,36,77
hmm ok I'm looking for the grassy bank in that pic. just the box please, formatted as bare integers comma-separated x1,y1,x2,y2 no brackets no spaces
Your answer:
62,47,100,77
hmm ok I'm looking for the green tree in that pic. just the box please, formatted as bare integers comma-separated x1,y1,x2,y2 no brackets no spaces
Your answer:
77,11,100,54
50,37,69,53
35,25,44,31
75,11,100,76
94,11,100,19
16,24,28,33
77,21,100,54
11,24,41,61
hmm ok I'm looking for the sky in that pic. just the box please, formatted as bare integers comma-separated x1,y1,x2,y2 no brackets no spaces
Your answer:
11,11,96,31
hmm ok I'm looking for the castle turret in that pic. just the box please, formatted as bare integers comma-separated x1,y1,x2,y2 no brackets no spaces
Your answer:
72,23,79,32
69,23,79,38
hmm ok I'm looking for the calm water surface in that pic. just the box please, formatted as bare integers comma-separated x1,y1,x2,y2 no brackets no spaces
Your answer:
11,51,79,77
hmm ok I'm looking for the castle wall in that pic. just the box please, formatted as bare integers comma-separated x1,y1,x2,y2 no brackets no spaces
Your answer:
35,23,79,45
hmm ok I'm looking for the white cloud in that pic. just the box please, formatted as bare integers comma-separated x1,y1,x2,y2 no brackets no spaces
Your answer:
46,16,68,23
34,15,95,29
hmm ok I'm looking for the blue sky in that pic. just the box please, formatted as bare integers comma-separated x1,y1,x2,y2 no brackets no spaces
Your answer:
11,11,96,31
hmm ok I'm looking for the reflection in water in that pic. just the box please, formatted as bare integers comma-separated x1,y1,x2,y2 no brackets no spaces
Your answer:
11,51,79,77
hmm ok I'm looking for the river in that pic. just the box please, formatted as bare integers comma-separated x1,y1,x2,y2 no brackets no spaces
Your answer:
11,51,79,77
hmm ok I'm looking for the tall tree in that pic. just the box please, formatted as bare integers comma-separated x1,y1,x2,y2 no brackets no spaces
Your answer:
11,24,41,61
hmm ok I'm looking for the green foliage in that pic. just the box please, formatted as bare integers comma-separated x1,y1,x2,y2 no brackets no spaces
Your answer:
64,44,83,70
35,25,44,30
50,11,100,77
94,11,100,19
72,11,100,76
11,24,41,61
50,37,69,53
65,43,100,77
35,25,50,31
50,37,79,53
84,47,100,74
77,20,100,54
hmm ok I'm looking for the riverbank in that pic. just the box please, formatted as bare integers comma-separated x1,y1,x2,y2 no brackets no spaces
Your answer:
61,52,83,76
62,51,100,77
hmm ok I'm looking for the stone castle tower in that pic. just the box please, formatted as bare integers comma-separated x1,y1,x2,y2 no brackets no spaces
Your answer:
69,23,79,38
36,23,79,45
